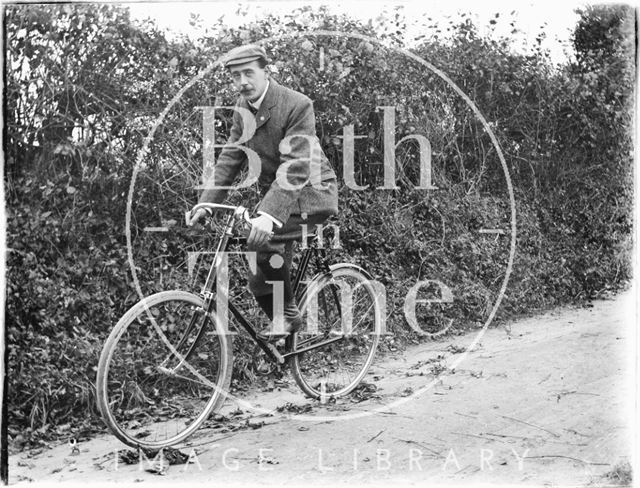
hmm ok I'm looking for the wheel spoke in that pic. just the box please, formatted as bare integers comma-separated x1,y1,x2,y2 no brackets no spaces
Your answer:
97,291,233,449
291,266,381,399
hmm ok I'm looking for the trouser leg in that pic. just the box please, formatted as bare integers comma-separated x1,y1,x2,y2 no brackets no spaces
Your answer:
247,213,330,340
247,213,328,302
247,241,293,302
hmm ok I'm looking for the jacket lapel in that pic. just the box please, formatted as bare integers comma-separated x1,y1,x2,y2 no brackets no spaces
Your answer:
255,79,279,130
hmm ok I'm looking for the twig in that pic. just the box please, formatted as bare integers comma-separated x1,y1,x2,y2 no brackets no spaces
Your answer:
557,390,600,397
93,456,115,466
455,464,480,475
526,455,609,466
564,428,589,438
182,432,242,449
367,430,385,443
454,411,477,419
545,440,588,447
484,432,531,440
451,432,496,442
395,438,443,458
351,409,412,418
500,415,560,438
537,373,551,384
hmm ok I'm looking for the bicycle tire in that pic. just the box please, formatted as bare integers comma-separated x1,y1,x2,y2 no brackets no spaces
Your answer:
96,290,233,448
290,264,383,400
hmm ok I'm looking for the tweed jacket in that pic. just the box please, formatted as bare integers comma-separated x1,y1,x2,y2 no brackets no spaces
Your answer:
199,78,338,224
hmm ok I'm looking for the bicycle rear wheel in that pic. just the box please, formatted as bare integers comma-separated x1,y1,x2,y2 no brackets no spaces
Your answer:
96,290,233,448
290,264,383,399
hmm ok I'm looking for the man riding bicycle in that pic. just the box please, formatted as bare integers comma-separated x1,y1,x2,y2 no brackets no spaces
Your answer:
189,44,338,343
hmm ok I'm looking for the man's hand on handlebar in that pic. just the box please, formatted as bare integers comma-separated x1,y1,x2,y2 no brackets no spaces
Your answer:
187,204,274,245
188,208,210,227
247,214,273,248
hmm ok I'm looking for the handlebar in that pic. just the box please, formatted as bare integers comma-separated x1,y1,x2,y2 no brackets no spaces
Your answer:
189,203,251,225
188,203,275,239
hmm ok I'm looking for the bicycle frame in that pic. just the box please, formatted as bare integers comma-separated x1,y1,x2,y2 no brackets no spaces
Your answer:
97,206,380,449
193,206,345,366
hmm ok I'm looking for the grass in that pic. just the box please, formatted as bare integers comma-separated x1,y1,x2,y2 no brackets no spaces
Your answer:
603,461,633,486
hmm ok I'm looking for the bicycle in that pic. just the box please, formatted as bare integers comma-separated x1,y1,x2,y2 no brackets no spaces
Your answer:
96,203,384,449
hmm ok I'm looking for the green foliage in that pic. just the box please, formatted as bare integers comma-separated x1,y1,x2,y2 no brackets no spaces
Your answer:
4,3,634,448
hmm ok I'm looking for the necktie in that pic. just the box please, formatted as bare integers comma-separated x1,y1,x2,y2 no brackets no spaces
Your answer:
248,104,258,116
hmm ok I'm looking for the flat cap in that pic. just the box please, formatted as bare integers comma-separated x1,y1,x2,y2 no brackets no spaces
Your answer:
223,44,269,67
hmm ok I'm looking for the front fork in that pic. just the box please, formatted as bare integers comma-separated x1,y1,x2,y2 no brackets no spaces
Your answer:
201,212,236,303
158,214,236,376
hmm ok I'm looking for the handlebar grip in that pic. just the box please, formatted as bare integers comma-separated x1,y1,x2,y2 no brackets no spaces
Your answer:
186,204,273,238
185,207,210,226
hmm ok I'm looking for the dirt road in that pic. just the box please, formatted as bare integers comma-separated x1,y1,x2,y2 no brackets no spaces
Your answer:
10,291,635,486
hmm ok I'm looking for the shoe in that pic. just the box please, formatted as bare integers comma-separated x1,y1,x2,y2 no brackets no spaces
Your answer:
257,302,303,343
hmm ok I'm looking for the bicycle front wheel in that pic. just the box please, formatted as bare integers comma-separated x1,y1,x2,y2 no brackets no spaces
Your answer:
290,264,383,400
96,290,233,449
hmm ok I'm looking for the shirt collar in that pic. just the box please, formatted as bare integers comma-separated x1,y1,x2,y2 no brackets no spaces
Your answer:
248,80,270,110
